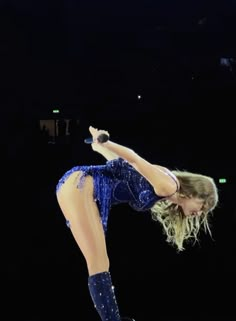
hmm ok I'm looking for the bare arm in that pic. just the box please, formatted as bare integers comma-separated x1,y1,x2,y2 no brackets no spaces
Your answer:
103,141,177,196
89,126,178,196
91,143,119,161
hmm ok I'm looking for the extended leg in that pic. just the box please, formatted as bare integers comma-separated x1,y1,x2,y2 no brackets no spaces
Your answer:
56,173,122,320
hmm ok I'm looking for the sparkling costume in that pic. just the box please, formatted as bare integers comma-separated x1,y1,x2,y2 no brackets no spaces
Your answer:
56,157,164,232
56,157,167,321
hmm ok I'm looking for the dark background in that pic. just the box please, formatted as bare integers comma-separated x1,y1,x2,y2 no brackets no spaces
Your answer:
1,1,236,320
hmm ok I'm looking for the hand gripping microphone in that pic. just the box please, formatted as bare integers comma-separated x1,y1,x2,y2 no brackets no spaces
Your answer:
84,133,109,144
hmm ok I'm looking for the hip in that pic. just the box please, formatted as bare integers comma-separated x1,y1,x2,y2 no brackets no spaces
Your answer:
56,170,94,198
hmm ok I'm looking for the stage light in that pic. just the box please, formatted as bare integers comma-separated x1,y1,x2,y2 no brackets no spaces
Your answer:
219,178,227,183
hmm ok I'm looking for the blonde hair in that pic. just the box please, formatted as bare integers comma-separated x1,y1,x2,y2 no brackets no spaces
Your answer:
151,171,219,252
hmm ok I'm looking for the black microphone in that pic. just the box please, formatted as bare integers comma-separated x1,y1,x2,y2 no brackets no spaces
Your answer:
84,133,109,144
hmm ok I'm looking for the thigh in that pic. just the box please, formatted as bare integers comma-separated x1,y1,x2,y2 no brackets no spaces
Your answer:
56,172,109,275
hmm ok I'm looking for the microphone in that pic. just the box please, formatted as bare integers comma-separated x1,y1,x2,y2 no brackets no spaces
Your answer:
84,133,109,144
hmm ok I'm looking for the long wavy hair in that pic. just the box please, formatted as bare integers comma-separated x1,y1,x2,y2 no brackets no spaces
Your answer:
151,171,219,252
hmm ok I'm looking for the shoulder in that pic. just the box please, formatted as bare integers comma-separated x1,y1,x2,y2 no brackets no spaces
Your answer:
154,165,180,191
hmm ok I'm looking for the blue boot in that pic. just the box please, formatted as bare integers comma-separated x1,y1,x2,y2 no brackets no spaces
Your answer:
88,271,121,321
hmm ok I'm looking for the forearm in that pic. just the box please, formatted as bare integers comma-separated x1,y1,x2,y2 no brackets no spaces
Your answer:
94,144,119,161
89,125,139,163
102,140,138,164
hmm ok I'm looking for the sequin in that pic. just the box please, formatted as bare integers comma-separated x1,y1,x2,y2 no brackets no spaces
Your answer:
56,158,163,232
88,271,121,321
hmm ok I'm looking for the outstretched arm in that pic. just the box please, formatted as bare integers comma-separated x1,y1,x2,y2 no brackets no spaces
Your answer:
89,126,178,197
91,143,119,161
104,140,178,196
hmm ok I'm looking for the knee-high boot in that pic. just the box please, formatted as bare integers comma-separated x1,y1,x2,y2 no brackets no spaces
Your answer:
88,271,121,321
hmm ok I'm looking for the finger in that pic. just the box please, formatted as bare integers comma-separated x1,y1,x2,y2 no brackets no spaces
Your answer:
89,126,96,135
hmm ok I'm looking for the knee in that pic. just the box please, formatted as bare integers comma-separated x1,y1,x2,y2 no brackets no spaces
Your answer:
86,255,110,275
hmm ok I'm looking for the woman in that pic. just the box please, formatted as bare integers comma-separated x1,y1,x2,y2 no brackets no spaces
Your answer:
56,126,219,321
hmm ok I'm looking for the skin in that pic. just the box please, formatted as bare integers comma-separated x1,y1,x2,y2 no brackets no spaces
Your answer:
56,126,203,278
56,172,110,276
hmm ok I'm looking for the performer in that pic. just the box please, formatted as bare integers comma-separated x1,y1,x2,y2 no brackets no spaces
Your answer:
56,126,219,321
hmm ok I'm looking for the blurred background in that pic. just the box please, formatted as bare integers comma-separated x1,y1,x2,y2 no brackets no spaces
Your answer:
1,0,236,320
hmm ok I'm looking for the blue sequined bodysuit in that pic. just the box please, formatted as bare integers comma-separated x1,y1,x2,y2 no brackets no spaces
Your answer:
56,157,164,232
